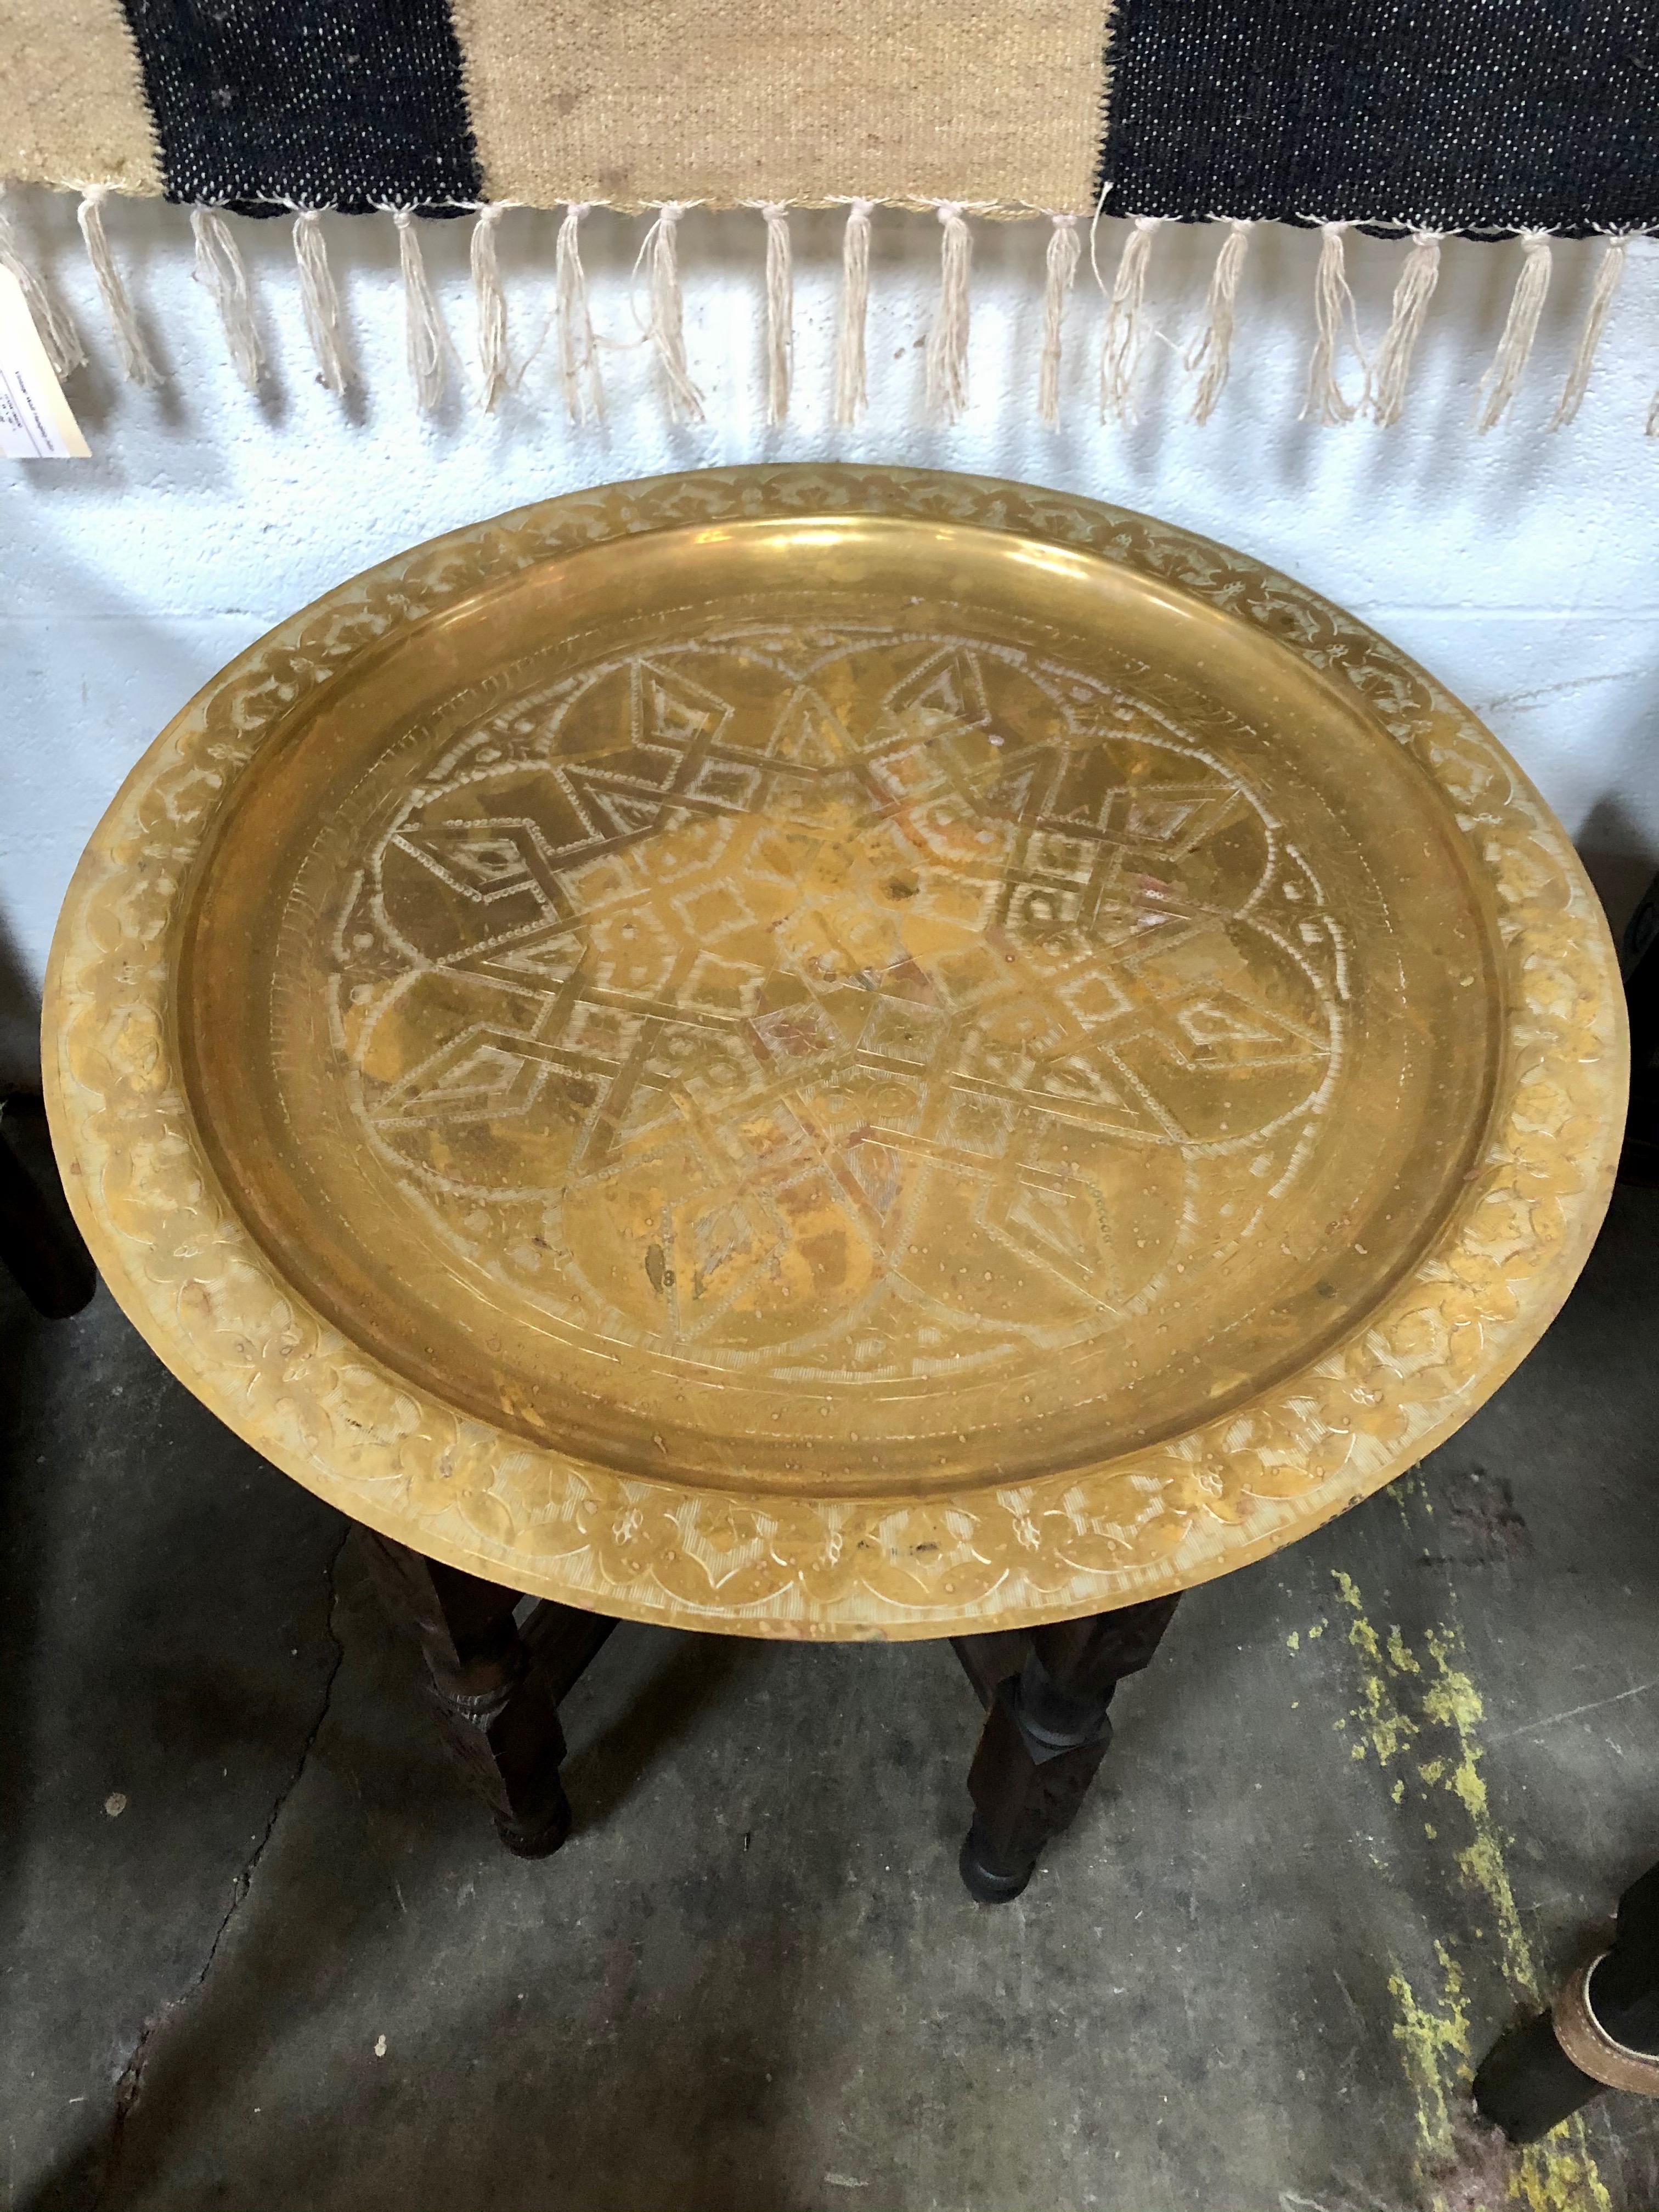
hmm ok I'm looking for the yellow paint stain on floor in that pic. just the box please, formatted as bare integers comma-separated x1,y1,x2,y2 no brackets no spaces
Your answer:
1332,1568,1420,1763
1421,1624,1538,2000
1325,1567,1612,2212
1390,1940,1469,2151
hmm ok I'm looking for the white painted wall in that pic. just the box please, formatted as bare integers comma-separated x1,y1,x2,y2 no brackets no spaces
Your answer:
4,185,1657,1079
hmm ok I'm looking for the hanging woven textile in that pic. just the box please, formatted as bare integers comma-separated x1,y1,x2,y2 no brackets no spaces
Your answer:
1,0,1654,425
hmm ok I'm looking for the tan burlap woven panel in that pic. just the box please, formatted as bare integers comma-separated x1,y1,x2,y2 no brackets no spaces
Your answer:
1,0,161,193
452,0,1111,213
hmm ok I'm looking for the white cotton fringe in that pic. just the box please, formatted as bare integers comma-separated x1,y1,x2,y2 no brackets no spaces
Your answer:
190,205,264,390
758,204,793,425
42,196,1659,442
470,202,510,411
1037,213,1080,427
1302,222,1359,425
555,204,603,423
641,204,704,422
1552,234,1628,429
291,208,347,393
1184,218,1251,425
390,206,445,411
0,190,84,377
77,186,160,386
1368,230,1441,427
925,204,972,424
833,200,873,426
1099,215,1160,423
1476,231,1552,432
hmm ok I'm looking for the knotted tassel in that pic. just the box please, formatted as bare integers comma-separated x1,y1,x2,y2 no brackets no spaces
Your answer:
77,186,160,386
554,203,603,424
470,202,510,411
1037,213,1080,427
190,205,264,390
1302,221,1359,425
1368,230,1441,428
1552,234,1628,430
637,204,703,423
1184,218,1251,425
758,203,793,425
1099,214,1160,424
0,188,84,377
291,208,347,394
924,203,972,424
389,206,445,412
1476,231,1552,433
833,199,873,427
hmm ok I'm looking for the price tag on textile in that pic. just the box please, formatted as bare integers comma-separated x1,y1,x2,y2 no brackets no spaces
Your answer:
0,267,89,459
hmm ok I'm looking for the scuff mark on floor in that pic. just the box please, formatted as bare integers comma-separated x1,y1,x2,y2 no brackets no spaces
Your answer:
95,1523,349,2206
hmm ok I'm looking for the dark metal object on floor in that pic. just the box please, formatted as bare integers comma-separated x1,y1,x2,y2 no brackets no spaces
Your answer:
0,1091,95,1319
1475,1860,1659,2140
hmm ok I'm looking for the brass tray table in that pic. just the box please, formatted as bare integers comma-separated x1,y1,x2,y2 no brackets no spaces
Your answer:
43,466,1627,1900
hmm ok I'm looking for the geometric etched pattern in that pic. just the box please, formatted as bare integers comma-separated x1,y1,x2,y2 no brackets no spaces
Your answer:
332,626,1347,1381
49,465,1622,1638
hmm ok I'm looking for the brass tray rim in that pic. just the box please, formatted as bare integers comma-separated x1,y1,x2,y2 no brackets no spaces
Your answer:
42,465,1628,1640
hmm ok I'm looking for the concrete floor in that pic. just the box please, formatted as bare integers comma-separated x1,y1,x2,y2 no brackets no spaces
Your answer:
4,1187,1659,2212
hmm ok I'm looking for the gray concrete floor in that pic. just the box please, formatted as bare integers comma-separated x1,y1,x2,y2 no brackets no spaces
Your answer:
4,1187,1659,2212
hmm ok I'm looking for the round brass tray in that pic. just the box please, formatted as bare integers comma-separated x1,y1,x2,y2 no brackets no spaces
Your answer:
43,467,1627,1639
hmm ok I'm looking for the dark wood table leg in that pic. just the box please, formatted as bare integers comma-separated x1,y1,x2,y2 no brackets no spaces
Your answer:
2,1092,96,1318
952,1593,1181,1903
359,1529,613,1859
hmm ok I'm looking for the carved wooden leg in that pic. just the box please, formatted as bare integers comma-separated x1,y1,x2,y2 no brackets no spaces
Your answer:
359,1529,609,1858
953,1594,1181,1903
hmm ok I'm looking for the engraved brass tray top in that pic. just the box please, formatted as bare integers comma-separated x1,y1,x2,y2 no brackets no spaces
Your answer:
43,467,1626,1639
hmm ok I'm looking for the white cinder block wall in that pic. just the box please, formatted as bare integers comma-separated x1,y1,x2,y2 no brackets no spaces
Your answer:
4,188,1657,1079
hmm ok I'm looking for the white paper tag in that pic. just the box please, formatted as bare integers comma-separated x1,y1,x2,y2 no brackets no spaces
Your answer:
0,266,90,459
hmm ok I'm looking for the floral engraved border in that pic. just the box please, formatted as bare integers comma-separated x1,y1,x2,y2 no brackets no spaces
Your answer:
43,468,1628,1639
